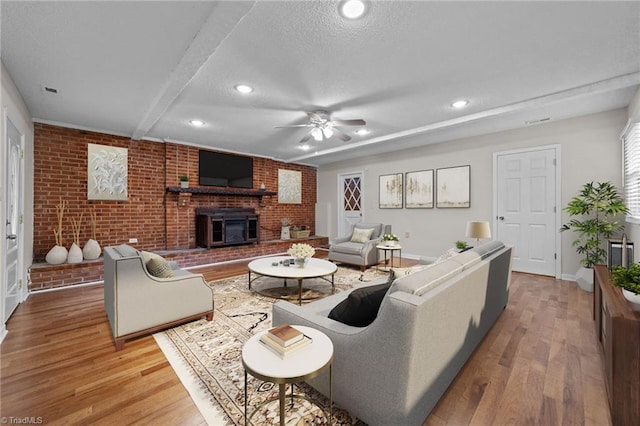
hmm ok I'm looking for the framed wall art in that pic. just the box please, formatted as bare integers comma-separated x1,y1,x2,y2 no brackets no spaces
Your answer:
278,169,302,204
405,169,434,208
87,143,128,201
436,165,470,208
379,173,403,209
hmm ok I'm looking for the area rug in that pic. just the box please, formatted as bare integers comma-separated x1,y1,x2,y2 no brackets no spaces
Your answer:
154,266,386,425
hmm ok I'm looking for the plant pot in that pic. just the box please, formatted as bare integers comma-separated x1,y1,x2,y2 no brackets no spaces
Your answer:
180,181,189,188
622,289,640,311
295,258,306,268
291,230,310,239
385,241,396,247
575,266,594,292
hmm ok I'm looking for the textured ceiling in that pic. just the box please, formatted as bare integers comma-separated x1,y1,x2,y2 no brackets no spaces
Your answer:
2,1,639,166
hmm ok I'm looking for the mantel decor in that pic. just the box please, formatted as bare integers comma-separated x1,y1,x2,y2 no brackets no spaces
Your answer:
379,173,403,209
436,165,470,208
166,187,276,198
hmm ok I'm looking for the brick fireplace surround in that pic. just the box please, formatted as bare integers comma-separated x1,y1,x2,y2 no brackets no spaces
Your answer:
30,123,325,291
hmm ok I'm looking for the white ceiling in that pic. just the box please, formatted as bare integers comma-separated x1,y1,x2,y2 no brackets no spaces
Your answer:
2,1,639,166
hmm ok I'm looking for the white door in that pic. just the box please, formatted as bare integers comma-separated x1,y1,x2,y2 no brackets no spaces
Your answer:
495,146,559,277
337,172,363,237
4,117,23,322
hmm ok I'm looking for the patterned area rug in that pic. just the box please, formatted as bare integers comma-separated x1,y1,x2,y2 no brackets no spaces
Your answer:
154,266,386,425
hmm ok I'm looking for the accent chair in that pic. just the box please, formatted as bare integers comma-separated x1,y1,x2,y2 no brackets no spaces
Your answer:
328,222,387,271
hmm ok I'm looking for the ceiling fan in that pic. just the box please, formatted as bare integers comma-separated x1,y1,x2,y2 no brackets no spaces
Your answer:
276,110,366,144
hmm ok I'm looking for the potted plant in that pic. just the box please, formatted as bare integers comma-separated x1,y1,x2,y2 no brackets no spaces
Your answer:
179,175,189,188
281,218,291,240
560,181,628,292
291,225,310,239
382,233,399,246
611,264,640,311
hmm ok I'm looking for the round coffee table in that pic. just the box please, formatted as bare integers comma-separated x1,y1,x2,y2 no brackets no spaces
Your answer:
248,256,338,305
242,325,333,426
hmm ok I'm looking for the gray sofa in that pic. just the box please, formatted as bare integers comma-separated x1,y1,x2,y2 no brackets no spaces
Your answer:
103,244,214,350
273,241,512,425
328,222,386,271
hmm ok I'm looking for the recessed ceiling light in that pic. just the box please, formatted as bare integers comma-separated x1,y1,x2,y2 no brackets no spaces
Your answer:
355,129,370,135
299,144,311,151
340,0,366,19
234,84,253,94
451,100,469,109
190,119,205,127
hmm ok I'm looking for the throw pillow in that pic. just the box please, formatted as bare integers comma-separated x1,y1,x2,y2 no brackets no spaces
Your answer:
350,227,375,243
389,264,430,278
435,247,459,263
328,282,391,327
141,251,174,278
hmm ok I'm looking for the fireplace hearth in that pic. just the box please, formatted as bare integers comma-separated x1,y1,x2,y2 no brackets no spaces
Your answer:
196,207,259,248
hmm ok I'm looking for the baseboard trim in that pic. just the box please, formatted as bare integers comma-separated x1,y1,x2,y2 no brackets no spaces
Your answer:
561,273,577,282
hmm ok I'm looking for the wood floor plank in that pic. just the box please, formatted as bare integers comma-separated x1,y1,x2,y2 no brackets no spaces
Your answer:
1,257,611,425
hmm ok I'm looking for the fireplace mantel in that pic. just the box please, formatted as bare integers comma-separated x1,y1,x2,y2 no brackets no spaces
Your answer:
166,187,276,197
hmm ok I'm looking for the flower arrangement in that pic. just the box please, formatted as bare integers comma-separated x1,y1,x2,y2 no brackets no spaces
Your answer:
382,233,399,242
288,243,315,259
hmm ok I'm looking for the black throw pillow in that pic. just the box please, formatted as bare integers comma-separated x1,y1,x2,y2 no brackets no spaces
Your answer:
328,282,391,327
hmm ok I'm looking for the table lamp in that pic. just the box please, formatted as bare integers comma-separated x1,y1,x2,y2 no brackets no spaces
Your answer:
466,221,492,246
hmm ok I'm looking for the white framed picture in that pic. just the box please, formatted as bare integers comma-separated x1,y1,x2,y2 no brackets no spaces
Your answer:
87,144,128,201
436,165,470,208
278,169,302,204
379,173,403,209
405,169,434,208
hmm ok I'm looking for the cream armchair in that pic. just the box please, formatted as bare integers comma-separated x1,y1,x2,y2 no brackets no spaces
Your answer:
328,222,387,271
103,244,214,350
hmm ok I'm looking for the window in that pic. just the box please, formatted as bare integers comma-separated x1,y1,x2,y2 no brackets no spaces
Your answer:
623,120,640,222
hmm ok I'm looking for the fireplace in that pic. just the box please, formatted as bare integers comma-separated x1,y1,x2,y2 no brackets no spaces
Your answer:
196,207,259,248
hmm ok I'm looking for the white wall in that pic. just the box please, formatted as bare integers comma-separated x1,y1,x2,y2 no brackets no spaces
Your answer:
317,108,627,277
1,61,34,339
624,88,640,261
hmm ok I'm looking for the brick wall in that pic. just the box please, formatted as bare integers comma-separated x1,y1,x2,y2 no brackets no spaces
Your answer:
33,123,317,262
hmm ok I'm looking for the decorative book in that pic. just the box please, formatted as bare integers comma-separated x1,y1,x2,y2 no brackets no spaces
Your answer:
267,324,304,347
260,333,312,358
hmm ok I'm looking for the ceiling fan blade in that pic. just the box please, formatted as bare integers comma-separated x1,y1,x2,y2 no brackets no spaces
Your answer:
331,119,366,126
299,133,312,144
275,124,314,128
333,128,352,142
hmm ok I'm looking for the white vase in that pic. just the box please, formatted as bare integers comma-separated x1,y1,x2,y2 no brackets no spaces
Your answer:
575,266,594,293
295,258,306,268
622,289,640,311
67,242,83,264
83,238,101,260
45,245,68,264
180,181,189,188
281,226,290,240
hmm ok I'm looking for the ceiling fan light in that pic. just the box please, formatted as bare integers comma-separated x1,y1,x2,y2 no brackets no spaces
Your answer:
355,129,370,135
322,127,334,138
299,144,311,151
189,119,205,127
311,127,323,141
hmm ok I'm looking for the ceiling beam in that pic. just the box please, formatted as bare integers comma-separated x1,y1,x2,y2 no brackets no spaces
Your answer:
286,72,640,163
131,1,256,140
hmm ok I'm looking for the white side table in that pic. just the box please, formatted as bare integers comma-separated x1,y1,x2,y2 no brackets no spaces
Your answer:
376,244,402,271
242,325,333,426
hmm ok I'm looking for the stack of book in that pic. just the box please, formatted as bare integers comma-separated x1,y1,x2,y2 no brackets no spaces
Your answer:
260,324,312,358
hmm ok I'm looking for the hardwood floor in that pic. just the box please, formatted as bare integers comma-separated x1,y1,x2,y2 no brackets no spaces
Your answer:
1,257,611,425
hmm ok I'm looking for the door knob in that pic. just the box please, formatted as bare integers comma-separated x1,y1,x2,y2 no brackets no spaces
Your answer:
498,216,505,221
7,234,17,240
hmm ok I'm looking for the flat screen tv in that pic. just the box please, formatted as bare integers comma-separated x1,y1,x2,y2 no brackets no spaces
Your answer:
198,150,253,188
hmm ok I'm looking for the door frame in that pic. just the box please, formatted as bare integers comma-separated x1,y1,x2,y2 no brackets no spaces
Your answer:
492,144,562,279
336,170,365,238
